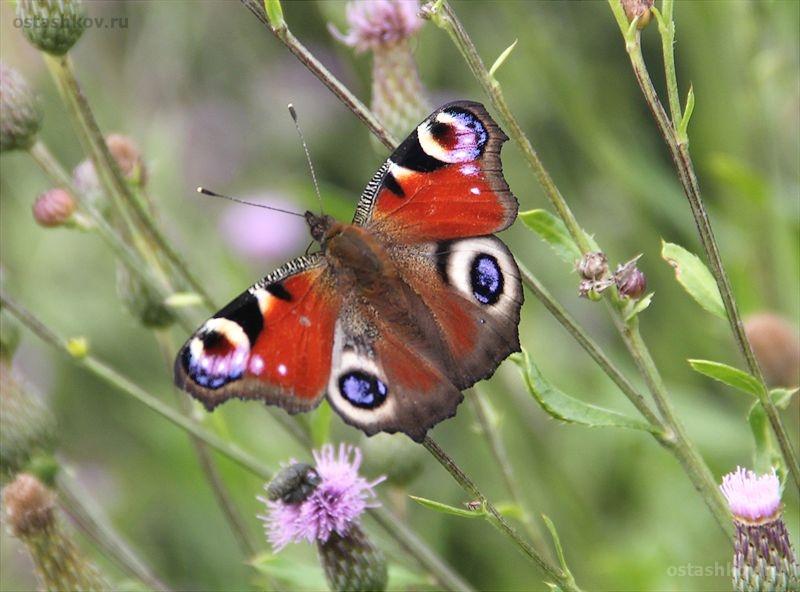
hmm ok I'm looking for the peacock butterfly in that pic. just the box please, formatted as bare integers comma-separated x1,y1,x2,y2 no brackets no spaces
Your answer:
174,101,522,442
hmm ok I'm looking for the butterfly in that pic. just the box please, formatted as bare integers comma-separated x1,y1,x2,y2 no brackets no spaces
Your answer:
174,101,522,442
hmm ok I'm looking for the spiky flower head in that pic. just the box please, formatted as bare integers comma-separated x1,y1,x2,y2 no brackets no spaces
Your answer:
720,467,799,591
330,0,429,149
2,473,110,591
577,251,609,281
0,63,42,152
260,444,384,550
16,0,86,56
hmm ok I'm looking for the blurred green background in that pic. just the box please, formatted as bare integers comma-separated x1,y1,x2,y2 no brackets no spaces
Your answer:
1,1,798,590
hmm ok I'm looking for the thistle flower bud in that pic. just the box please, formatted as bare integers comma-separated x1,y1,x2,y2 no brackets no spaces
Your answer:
614,257,647,300
116,263,175,329
577,252,609,280
317,523,388,592
16,0,86,56
0,63,42,152
330,1,430,145
720,467,799,591
621,0,653,29
105,134,146,187
360,432,424,488
744,313,800,388
32,188,77,228
1,363,57,482
2,473,110,591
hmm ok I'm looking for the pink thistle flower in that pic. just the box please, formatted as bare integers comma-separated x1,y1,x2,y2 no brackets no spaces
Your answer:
259,444,385,551
720,466,781,523
330,0,423,54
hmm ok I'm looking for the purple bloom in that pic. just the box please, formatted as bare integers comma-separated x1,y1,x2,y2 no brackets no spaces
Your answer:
330,0,423,53
720,466,781,523
218,193,307,262
259,444,384,551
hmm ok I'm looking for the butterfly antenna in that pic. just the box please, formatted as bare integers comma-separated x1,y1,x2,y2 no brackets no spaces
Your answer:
288,103,324,214
196,187,305,218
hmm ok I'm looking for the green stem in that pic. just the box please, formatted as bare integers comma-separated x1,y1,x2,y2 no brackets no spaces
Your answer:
153,331,257,557
468,387,552,560
423,1,590,253
655,0,681,127
1,292,471,592
607,0,800,491
41,54,215,310
57,469,171,591
422,437,580,592
240,0,397,150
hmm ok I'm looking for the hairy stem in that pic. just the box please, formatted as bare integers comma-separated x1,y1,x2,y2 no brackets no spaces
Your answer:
468,386,552,560
57,469,170,590
422,437,579,591
153,331,257,557
41,54,215,309
607,0,800,491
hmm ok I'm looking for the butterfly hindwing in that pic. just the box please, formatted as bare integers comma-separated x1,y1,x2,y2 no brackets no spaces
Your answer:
174,254,341,413
354,100,518,242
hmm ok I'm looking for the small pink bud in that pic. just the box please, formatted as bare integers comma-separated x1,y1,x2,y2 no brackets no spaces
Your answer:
32,188,76,227
577,251,609,280
621,0,653,29
617,267,647,299
105,134,146,185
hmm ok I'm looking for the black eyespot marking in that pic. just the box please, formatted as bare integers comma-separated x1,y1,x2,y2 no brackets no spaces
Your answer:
338,371,388,409
394,130,447,173
183,331,246,390
470,254,503,305
430,120,452,143
382,170,405,197
266,282,292,302
213,291,263,345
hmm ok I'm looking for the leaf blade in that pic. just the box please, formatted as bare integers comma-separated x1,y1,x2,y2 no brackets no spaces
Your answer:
688,359,763,397
408,495,486,518
519,210,582,264
661,241,725,318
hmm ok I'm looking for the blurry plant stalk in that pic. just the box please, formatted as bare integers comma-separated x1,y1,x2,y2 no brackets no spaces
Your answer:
607,0,800,491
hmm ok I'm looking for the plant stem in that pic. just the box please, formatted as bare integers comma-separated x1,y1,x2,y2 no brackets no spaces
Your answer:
655,0,681,126
41,54,215,310
468,386,552,560
153,331,257,557
422,437,580,591
57,469,171,591
423,1,590,253
240,0,397,151
607,0,800,491
1,292,470,592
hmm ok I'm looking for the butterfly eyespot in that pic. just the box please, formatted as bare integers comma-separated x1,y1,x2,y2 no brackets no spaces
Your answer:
184,318,250,389
338,370,388,409
470,254,504,305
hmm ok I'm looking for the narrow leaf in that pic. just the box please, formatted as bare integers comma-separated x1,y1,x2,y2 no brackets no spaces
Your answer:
489,39,518,78
164,292,203,308
309,400,333,448
624,292,654,322
409,495,486,518
688,359,763,397
677,84,694,142
770,387,799,409
542,514,571,578
661,241,725,318
512,350,656,432
519,210,582,264
748,403,784,476
264,0,285,30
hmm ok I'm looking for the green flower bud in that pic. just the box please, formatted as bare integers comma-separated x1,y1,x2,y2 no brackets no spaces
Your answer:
0,363,57,483
2,473,110,591
16,0,87,56
0,63,42,152
116,263,175,329
317,523,388,592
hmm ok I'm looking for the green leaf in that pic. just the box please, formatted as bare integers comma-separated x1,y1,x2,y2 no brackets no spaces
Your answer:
512,349,656,432
264,0,285,30
519,210,582,264
688,359,763,397
748,403,784,476
542,514,571,577
409,495,486,518
489,39,518,78
677,84,694,143
250,552,327,589
623,292,654,322
770,387,799,409
309,400,333,448
661,241,725,319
